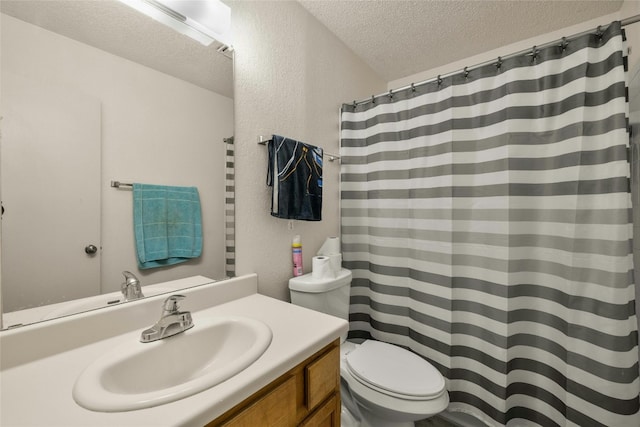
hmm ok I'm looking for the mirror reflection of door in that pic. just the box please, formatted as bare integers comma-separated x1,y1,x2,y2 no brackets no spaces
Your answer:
1,72,101,311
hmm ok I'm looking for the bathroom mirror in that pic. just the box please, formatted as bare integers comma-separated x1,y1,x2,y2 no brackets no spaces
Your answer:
0,0,234,329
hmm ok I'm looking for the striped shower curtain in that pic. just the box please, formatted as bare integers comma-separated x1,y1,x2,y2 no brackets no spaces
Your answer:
340,22,639,426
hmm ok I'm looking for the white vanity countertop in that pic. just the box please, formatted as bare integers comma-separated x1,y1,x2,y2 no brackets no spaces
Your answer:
0,275,348,426
2,275,215,328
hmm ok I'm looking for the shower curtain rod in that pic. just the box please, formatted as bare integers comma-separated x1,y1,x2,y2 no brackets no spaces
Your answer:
350,14,640,108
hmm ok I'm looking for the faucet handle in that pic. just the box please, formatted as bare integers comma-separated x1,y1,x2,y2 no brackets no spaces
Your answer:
122,270,139,285
121,271,144,300
162,294,186,315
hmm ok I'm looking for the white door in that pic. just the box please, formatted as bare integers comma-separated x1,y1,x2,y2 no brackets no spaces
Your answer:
1,72,101,312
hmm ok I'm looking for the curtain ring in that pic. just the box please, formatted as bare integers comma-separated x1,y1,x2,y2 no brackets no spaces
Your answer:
410,83,416,93
464,66,469,79
559,37,569,52
437,75,442,87
495,56,502,70
371,95,375,104
388,90,393,99
596,25,603,40
352,100,357,110
531,45,538,62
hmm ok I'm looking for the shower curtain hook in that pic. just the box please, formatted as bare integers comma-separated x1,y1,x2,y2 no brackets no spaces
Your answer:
596,25,603,40
464,67,469,79
495,56,502,70
371,95,376,104
531,45,539,62
559,37,569,52
388,89,393,99
437,75,442,87
410,83,416,93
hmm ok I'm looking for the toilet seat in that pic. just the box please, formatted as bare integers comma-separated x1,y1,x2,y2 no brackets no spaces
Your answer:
345,340,445,401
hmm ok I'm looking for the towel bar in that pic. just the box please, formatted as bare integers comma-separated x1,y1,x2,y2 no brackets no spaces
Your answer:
111,180,133,188
257,135,340,162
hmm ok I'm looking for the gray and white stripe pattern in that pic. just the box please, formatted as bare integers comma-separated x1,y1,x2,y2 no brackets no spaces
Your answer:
224,136,235,278
341,22,639,426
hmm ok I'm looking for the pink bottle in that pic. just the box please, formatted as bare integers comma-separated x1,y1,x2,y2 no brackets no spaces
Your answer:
292,235,303,276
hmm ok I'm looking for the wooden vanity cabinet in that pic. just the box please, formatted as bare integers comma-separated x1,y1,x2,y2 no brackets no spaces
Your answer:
207,340,341,427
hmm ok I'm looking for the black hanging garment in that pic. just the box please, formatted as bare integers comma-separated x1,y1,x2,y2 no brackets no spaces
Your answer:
266,134,323,221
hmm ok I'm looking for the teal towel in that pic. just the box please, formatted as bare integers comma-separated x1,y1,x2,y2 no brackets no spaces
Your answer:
133,183,202,269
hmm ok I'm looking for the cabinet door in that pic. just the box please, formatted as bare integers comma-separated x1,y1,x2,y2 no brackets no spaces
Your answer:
305,345,339,410
299,395,339,427
221,376,296,427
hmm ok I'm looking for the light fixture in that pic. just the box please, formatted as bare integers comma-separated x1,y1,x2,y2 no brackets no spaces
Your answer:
118,0,232,48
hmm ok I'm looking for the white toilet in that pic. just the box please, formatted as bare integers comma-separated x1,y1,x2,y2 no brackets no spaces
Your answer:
289,269,449,427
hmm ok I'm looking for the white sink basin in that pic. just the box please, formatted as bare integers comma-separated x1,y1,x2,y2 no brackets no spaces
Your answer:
72,315,272,412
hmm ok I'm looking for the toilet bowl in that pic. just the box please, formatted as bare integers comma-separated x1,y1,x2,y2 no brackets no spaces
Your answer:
340,340,449,427
289,269,449,426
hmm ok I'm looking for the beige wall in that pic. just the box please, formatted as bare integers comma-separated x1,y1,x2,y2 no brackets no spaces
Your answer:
231,1,386,300
1,14,233,302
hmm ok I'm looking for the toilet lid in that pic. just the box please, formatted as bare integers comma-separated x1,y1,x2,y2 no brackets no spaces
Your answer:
345,340,445,399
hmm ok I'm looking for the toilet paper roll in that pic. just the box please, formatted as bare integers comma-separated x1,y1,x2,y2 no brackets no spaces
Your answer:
312,256,336,279
317,236,341,256
326,253,342,275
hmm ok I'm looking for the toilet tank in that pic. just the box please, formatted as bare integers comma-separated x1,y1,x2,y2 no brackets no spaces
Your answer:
288,269,352,325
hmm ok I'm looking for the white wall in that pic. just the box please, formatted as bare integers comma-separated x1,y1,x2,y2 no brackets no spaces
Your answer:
231,1,386,301
1,14,233,301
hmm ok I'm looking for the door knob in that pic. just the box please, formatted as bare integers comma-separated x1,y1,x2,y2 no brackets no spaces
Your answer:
85,244,98,255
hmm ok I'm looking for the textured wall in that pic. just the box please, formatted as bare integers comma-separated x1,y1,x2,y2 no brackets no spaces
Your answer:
231,1,385,300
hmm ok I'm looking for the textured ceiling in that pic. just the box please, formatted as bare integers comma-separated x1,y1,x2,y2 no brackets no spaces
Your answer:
298,0,624,82
0,0,234,98
1,1,625,98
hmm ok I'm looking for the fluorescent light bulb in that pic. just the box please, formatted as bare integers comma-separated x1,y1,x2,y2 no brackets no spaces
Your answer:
118,0,232,47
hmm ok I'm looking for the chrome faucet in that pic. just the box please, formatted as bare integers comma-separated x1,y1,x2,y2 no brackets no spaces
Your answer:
121,271,144,301
140,295,194,343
